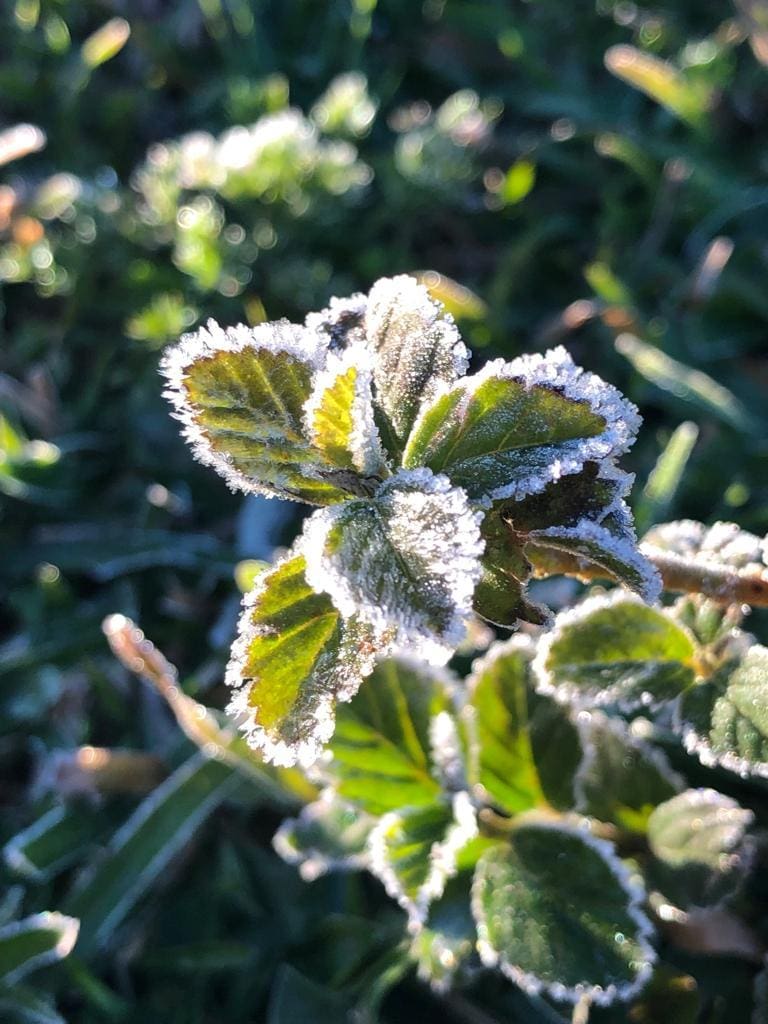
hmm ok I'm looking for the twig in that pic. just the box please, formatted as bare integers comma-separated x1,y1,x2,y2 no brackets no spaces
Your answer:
530,546,768,607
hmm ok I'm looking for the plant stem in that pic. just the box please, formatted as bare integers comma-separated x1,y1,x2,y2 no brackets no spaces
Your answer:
532,545,768,607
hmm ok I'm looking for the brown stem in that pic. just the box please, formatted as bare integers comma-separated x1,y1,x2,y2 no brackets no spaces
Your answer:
532,546,768,607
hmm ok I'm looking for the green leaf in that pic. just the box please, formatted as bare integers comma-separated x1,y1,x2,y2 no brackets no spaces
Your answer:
463,639,549,814
403,346,639,504
409,871,477,991
677,645,768,777
528,689,584,812
226,549,383,767
0,912,79,984
303,468,483,664
527,510,661,603
575,713,681,832
327,657,454,814
364,274,468,453
368,793,477,926
64,753,239,954
646,789,754,909
161,318,349,504
303,343,385,477
272,794,374,880
502,461,625,533
472,823,655,1003
472,513,546,628
534,593,696,711
3,805,99,883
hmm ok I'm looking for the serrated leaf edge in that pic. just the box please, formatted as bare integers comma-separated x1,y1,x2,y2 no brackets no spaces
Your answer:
272,789,371,882
471,821,657,1006
160,317,327,499
368,791,479,931
531,590,695,712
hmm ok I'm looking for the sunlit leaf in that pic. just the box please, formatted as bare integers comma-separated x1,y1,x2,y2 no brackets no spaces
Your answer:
303,468,484,664
226,549,384,767
161,318,350,504
303,343,385,477
463,639,548,814
533,592,696,710
364,274,469,453
327,657,455,814
403,346,639,505
472,823,655,1003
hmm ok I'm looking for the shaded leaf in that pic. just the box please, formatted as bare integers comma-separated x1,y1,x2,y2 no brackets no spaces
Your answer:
267,963,349,1024
0,983,67,1024
533,593,696,711
646,789,754,909
527,509,661,603
472,513,546,628
472,823,655,1004
368,792,477,927
226,549,383,767
303,468,483,664
3,805,99,883
403,346,639,505
574,713,682,832
409,871,477,992
676,646,768,778
273,793,373,881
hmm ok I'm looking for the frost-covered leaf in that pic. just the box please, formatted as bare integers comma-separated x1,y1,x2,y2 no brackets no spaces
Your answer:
403,346,640,505
272,792,373,881
303,468,484,664
676,645,768,778
533,592,696,711
528,689,584,811
368,792,478,927
409,871,477,992
502,461,627,533
326,657,455,814
527,509,662,603
644,519,768,571
364,274,468,453
463,639,548,814
646,789,754,909
0,913,79,984
303,343,386,477
472,513,546,628
161,318,349,504
472,823,655,1004
575,713,682,832
226,549,384,767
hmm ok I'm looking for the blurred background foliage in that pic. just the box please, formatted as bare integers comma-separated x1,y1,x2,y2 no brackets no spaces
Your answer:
1,0,768,1020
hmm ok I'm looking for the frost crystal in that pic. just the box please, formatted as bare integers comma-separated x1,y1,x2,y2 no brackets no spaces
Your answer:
643,519,768,574
302,468,485,664
302,342,386,477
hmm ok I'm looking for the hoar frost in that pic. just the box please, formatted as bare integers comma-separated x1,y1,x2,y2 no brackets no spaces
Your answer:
161,274,651,765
